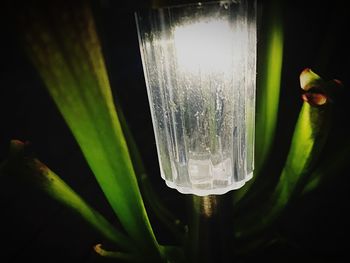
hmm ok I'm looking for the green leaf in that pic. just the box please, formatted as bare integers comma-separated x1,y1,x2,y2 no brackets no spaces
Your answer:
234,0,284,203
0,140,134,253
269,102,331,214
302,139,350,194
17,1,161,259
116,106,186,244
235,69,334,238
254,0,284,174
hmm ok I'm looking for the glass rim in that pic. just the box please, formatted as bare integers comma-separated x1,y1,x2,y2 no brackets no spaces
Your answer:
135,0,245,12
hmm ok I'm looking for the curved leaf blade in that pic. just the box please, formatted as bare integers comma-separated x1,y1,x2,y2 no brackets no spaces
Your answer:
16,1,161,258
234,0,284,203
235,69,334,239
0,140,134,252
255,0,284,174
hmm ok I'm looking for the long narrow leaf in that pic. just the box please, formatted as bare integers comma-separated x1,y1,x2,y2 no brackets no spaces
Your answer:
116,105,186,244
235,69,336,238
234,0,284,203
254,0,284,174
302,139,350,194
15,1,160,258
0,140,134,253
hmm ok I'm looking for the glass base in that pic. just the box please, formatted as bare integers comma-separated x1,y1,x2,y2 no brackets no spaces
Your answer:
164,172,253,196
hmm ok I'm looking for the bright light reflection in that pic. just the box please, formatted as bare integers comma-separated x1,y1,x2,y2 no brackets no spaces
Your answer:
174,19,233,74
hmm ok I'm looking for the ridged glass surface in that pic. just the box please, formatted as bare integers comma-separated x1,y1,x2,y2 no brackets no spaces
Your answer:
136,0,256,196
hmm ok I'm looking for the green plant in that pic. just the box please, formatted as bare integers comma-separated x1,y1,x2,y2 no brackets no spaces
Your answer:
1,0,349,262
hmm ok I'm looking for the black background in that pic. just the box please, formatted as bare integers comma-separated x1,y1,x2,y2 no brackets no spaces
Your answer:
1,0,350,262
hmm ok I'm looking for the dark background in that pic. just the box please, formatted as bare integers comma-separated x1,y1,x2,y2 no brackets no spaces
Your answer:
1,0,350,262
